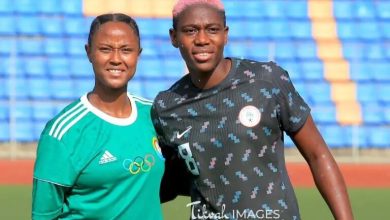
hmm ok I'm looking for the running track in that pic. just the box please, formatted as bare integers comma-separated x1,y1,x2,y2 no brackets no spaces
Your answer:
0,160,389,187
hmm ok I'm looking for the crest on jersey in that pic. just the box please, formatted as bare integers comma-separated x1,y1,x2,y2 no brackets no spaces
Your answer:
152,137,165,160
238,105,261,127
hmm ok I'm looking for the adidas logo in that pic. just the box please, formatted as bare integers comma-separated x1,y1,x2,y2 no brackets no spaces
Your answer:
99,150,117,164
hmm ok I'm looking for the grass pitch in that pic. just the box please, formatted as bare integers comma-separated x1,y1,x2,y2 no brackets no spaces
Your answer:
1,186,389,219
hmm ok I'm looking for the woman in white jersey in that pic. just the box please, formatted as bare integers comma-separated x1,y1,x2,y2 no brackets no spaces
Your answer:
32,13,165,219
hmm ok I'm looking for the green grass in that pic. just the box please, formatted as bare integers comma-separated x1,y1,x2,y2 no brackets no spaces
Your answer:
1,185,389,219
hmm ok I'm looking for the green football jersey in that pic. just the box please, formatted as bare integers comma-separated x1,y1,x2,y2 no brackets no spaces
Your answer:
33,93,164,220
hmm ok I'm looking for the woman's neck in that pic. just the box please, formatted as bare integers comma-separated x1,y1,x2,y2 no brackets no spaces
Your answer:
87,89,132,118
190,58,232,89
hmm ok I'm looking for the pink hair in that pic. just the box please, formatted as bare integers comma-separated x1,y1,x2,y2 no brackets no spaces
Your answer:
172,0,225,17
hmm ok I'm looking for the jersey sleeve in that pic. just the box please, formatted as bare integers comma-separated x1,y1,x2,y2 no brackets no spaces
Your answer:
270,62,311,134
33,134,77,186
31,179,68,220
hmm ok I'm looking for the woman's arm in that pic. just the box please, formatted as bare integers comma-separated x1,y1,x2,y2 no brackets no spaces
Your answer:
291,115,354,220
32,178,68,220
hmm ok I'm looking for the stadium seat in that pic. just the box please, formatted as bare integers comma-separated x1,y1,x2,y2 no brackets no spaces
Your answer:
0,15,16,35
267,19,291,39
23,57,47,77
74,78,93,96
16,39,43,56
0,38,14,56
333,0,354,19
349,61,374,82
28,78,51,100
337,21,358,41
289,20,312,40
376,1,390,19
40,17,64,36
306,81,332,104
137,58,164,79
13,103,33,120
50,79,76,100
14,120,36,142
47,57,70,78
358,21,381,41
317,125,348,148
127,78,144,97
283,133,295,148
37,0,62,14
162,58,185,78
0,77,9,98
354,1,376,19
69,57,93,78
0,121,10,142
60,0,83,15
14,0,37,14
274,41,297,61
0,105,9,121
356,83,378,104
296,40,317,60
63,17,90,37
370,61,390,81
367,127,390,148
361,103,384,125
284,1,308,19
311,104,337,124
341,42,364,61
66,37,87,56
44,38,66,56
16,16,40,36
300,60,324,81
0,0,13,14
32,103,55,121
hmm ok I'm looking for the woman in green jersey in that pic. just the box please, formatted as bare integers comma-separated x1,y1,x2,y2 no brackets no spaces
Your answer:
32,13,165,219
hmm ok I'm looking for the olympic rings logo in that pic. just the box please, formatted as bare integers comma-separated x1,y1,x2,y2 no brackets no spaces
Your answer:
122,154,156,175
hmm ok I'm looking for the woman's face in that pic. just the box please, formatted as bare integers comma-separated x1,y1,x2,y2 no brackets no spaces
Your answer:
86,21,141,91
170,4,228,75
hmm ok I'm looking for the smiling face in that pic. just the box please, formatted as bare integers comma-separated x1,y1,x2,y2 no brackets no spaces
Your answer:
86,21,141,93
170,3,228,76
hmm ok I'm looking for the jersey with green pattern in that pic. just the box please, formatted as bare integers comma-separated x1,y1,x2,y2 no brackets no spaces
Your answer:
33,93,164,220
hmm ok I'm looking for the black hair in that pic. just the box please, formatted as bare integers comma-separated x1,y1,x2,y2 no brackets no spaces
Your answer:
87,13,141,47
172,5,226,30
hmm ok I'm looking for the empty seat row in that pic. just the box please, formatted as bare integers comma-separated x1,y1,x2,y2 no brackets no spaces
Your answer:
0,0,82,15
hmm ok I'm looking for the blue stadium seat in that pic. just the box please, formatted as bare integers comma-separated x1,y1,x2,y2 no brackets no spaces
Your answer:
28,78,51,100
0,78,9,98
289,20,312,40
349,61,374,82
14,120,35,142
344,125,369,148
278,60,303,81
225,41,248,60
354,1,376,19
137,18,156,39
370,61,390,81
37,0,62,14
361,103,384,125
50,79,76,100
267,19,291,39
333,0,354,19
137,58,163,79
23,57,47,77
337,21,358,41
0,105,9,121
377,83,390,103
64,17,89,37
246,41,271,61
16,16,40,36
376,1,390,19
342,42,364,61
60,0,83,15
0,15,16,35
34,120,47,139
69,57,93,78
274,41,297,61
17,39,43,56
358,21,381,40
13,78,29,100
74,78,93,96
40,17,64,36
0,121,10,142
300,60,324,81
47,57,70,78
367,126,390,148
0,38,14,56
260,1,285,19
311,104,337,124
13,103,33,120
14,0,37,14
141,39,159,59
142,80,172,99
153,19,172,38
296,40,317,60
66,38,87,56
223,1,242,19
306,81,332,104
44,38,66,56
357,83,378,103
228,19,249,40
32,103,55,121
318,125,348,148
127,78,143,97
285,1,308,19
162,58,185,78
0,0,13,14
